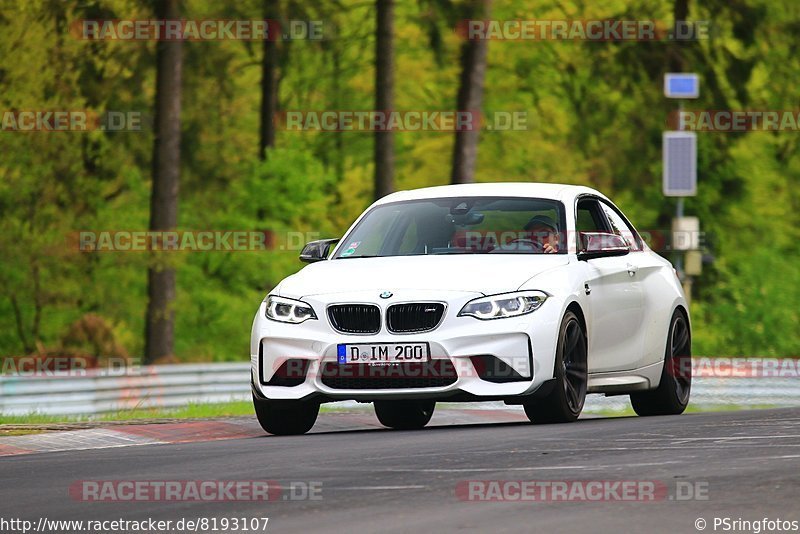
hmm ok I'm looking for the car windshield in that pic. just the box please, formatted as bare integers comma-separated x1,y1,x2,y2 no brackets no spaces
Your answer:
334,196,567,258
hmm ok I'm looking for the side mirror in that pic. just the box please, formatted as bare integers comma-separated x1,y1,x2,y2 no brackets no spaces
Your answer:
577,232,630,261
299,238,339,263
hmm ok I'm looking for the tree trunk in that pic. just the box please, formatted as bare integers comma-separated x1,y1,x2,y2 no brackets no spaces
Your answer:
668,0,689,72
451,0,491,184
259,0,279,159
9,295,34,354
374,0,394,199
332,41,345,186
144,0,183,364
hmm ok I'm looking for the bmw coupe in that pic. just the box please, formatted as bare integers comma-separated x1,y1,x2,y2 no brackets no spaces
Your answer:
250,183,691,435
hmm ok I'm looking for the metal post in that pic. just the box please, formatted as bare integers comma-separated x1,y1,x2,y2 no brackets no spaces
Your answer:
674,197,693,301
675,198,684,273
665,75,698,305
675,99,691,302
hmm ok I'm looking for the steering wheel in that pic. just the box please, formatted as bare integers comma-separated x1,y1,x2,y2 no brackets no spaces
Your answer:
489,238,543,253
510,238,543,249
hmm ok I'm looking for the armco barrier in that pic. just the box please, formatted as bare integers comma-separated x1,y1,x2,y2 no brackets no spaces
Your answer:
0,363,251,416
1,361,799,416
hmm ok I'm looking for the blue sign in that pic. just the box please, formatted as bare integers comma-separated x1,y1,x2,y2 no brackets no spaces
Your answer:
664,73,699,99
337,344,346,364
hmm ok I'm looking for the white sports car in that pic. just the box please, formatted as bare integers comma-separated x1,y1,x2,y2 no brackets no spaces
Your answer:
250,183,691,435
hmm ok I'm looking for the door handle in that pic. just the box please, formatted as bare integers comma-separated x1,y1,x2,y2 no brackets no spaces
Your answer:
626,263,638,277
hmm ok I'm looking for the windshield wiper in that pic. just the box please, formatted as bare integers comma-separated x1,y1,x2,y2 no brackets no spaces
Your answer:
336,251,487,259
430,249,489,255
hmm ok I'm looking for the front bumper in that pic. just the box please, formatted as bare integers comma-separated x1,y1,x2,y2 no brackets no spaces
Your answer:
250,290,561,402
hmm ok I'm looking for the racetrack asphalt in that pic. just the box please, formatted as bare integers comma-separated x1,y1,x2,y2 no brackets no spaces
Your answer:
1,407,799,534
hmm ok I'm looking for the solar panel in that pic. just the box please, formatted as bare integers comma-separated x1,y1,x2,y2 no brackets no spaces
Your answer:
663,131,697,196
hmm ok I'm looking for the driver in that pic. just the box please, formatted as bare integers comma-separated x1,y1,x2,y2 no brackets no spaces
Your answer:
522,215,560,253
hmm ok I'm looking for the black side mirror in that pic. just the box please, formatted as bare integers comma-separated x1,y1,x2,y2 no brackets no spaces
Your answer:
577,232,630,261
299,238,340,263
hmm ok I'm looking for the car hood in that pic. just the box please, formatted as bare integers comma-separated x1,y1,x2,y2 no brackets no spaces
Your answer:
276,254,569,298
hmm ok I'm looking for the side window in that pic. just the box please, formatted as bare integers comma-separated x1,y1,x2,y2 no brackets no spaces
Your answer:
599,202,643,252
576,198,608,250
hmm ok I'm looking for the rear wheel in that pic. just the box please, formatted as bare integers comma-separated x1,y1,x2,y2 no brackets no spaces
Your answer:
253,395,319,435
524,310,587,424
374,400,435,430
630,309,691,416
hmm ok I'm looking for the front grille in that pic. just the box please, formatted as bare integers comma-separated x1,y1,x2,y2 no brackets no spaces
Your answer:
386,303,445,333
320,361,458,389
328,304,381,334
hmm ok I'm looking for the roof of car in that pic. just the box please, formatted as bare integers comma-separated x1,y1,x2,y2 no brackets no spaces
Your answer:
375,182,608,204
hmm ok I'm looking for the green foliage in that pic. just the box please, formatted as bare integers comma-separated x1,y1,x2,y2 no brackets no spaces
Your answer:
0,0,798,360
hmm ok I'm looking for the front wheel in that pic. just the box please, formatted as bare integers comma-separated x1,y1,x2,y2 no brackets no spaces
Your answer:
630,309,691,416
524,310,587,424
253,395,319,435
374,400,435,430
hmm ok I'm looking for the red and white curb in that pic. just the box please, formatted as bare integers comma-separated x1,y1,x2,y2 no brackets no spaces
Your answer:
0,420,261,457
0,408,531,458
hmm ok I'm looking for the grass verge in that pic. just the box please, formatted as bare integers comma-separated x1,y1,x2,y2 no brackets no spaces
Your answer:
0,401,782,435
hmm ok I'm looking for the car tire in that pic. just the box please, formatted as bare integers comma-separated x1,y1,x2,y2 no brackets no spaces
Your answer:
252,395,319,435
630,309,692,416
524,310,587,424
374,400,435,430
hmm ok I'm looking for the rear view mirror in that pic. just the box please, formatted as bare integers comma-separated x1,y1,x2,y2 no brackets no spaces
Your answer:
577,232,630,261
299,238,340,263
448,212,485,226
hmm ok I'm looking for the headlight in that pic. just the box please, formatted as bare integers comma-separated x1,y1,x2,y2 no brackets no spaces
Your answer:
265,295,317,324
458,291,548,320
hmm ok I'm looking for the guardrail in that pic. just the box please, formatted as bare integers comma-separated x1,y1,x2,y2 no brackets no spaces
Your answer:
0,363,251,416
1,361,799,416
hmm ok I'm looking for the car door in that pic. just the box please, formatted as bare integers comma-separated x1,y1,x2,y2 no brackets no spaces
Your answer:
598,199,668,369
576,197,645,373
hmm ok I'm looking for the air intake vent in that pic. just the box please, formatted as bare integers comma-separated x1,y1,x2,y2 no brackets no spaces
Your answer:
266,359,310,387
469,355,528,383
320,361,457,389
387,303,445,333
328,304,381,334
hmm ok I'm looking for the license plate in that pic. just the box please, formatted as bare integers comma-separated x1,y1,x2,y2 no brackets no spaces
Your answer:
337,343,429,364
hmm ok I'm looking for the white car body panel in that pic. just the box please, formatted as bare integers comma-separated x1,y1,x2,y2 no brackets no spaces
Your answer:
278,254,570,298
